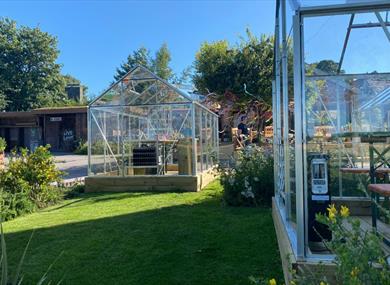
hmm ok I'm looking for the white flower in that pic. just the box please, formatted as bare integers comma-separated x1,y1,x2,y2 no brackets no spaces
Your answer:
254,177,259,182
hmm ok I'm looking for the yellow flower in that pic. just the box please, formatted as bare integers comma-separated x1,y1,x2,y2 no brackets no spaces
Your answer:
327,204,337,221
290,281,296,285
269,278,277,285
320,282,327,285
340,205,350,217
350,267,359,278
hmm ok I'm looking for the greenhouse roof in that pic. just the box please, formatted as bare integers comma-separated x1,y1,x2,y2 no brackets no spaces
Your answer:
90,66,193,107
289,0,389,11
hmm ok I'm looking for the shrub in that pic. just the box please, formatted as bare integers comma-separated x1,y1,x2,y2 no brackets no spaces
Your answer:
315,205,390,285
220,146,274,207
0,137,6,152
8,146,63,208
64,183,85,198
0,146,63,221
253,205,390,285
74,140,88,155
0,171,34,221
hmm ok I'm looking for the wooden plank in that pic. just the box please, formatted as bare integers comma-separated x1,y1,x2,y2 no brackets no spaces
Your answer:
85,175,199,193
272,198,296,284
368,184,390,197
333,198,371,216
85,184,196,193
343,216,390,256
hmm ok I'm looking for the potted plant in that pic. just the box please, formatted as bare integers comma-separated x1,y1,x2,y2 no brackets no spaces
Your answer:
0,137,6,170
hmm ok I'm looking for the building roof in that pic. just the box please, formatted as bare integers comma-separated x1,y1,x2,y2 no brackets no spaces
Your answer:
90,66,193,107
0,106,87,118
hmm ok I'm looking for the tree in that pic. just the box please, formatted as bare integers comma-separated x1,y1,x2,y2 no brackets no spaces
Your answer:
114,43,174,81
114,46,151,81
194,30,274,105
152,43,173,81
0,18,66,111
193,30,275,131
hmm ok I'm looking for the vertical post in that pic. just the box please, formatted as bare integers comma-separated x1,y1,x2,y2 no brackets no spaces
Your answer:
293,12,305,260
272,81,278,199
216,115,220,165
336,85,343,197
275,1,283,205
103,111,107,173
191,103,197,176
87,107,92,176
282,0,291,220
369,142,377,228
198,108,204,172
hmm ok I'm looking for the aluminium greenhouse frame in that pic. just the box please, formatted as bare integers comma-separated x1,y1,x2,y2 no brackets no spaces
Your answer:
87,66,219,189
274,0,390,266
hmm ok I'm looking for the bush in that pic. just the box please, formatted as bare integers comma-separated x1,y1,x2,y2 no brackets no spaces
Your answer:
0,171,34,221
0,137,6,152
0,145,63,220
74,140,88,155
220,146,274,207
253,205,390,285
64,183,85,198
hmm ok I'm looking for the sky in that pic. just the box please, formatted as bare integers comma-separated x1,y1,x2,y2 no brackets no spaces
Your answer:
1,0,276,98
2,1,389,98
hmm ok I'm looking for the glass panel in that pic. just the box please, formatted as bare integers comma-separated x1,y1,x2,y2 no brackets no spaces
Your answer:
303,9,390,200
298,0,373,8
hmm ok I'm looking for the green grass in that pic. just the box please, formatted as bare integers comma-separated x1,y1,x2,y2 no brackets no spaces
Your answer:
3,180,283,285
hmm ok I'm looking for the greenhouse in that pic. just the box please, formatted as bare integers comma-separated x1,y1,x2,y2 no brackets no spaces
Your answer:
273,0,390,279
86,66,219,192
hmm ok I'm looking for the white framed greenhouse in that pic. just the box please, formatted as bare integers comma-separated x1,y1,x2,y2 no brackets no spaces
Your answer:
86,66,219,192
273,0,390,281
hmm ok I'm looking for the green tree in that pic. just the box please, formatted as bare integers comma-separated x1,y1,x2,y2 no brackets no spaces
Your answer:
114,43,174,81
0,18,66,111
194,30,274,105
114,46,152,81
152,43,173,80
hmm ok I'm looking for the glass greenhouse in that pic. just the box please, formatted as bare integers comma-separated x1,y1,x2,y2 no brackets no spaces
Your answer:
273,0,390,273
87,66,219,179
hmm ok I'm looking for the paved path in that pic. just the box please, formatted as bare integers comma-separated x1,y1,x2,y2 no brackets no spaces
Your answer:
52,153,88,179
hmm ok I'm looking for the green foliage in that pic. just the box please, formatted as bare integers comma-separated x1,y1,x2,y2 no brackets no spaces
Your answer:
152,43,173,80
0,18,66,111
315,205,390,285
73,140,88,155
114,46,152,81
194,29,275,105
0,172,33,221
114,43,188,83
220,146,274,207
64,183,85,199
0,146,63,221
0,138,6,152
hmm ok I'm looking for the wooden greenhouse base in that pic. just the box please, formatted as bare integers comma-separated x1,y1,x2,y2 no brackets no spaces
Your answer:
85,170,217,193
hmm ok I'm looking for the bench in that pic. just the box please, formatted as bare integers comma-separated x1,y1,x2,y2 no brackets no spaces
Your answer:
368,184,390,197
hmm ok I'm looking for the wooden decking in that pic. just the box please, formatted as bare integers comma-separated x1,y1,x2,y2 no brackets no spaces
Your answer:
356,216,390,255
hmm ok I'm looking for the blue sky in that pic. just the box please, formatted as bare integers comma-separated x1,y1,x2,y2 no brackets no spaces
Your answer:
2,0,276,98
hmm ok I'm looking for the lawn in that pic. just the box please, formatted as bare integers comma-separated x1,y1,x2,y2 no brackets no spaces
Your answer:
3,180,283,285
